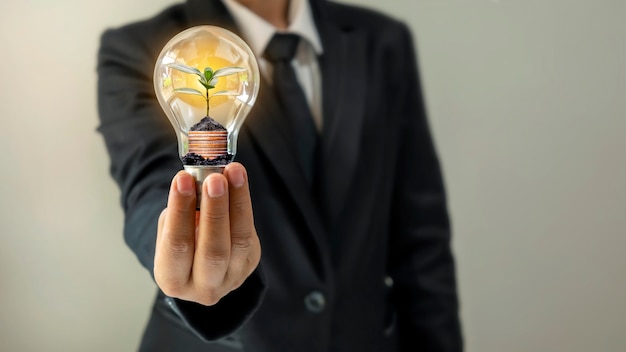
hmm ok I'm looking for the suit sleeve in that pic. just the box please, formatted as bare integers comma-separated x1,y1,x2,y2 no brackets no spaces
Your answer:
386,23,463,351
96,27,265,342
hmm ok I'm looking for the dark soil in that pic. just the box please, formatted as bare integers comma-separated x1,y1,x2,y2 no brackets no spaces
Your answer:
190,116,226,131
181,152,233,166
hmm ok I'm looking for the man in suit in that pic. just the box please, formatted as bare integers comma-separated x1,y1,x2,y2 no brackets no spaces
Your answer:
97,0,463,350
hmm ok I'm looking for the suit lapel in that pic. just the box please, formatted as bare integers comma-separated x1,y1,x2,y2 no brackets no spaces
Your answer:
316,14,368,226
243,83,335,268
243,80,326,227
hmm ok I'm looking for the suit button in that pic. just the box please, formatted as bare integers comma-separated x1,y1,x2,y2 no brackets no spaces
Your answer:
304,290,326,313
384,276,394,288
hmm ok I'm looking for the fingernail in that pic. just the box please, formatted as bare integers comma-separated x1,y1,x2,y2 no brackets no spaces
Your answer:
176,173,194,196
228,166,245,188
206,175,225,198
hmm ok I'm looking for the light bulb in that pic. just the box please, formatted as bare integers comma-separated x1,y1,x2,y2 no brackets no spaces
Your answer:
154,26,260,205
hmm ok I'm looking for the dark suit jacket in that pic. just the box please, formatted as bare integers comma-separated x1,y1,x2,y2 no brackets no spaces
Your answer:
97,0,462,351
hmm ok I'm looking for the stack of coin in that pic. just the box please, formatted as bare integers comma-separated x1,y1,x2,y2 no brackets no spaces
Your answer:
188,131,228,160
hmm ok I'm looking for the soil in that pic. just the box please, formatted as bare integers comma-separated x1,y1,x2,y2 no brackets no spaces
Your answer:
181,152,233,166
190,116,226,131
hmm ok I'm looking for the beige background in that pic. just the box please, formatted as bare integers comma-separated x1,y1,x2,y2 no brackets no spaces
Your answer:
0,0,624,351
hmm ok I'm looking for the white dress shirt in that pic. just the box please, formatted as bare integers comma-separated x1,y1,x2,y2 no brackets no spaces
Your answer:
221,0,324,132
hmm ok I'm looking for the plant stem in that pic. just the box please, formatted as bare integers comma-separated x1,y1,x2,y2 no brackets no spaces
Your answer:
206,90,210,116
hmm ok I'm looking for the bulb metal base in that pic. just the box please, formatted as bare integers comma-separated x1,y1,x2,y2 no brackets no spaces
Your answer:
183,165,225,209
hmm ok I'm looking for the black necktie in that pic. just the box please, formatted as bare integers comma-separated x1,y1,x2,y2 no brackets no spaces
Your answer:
264,33,318,186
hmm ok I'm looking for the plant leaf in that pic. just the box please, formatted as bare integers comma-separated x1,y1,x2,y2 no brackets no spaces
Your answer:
213,67,246,78
173,88,205,96
209,77,218,86
166,63,202,77
198,79,212,90
204,67,214,82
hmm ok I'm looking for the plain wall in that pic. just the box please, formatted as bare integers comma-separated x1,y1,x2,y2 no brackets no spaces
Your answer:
0,0,624,351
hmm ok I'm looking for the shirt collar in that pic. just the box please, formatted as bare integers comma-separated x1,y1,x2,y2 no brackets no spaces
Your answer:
221,0,323,58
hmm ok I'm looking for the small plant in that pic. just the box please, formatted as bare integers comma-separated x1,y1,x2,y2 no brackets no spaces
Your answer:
166,62,246,117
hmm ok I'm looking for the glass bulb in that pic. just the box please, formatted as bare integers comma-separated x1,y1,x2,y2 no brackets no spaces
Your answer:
154,26,259,204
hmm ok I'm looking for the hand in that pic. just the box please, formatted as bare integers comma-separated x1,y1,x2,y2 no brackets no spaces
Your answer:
154,162,261,306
